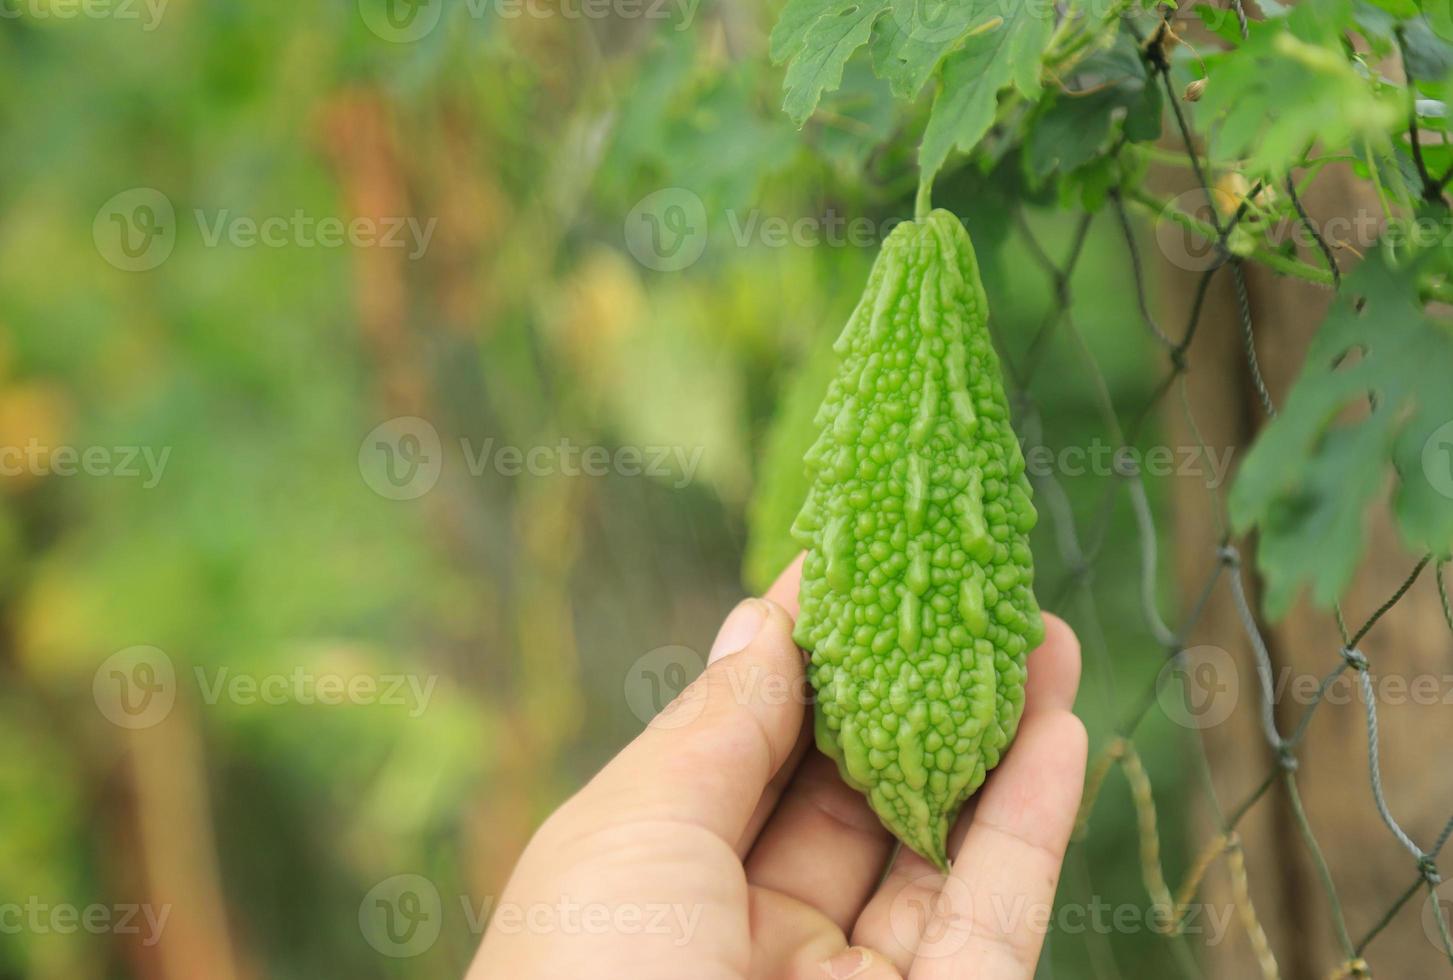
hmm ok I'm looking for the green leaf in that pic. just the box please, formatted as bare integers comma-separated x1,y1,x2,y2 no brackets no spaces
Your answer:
1425,0,1453,44
1024,34,1162,181
919,6,1054,181
599,40,797,213
1230,246,1453,616
1365,0,1421,17
1352,2,1401,49
1126,75,1165,142
814,59,905,171
1198,11,1402,174
1196,2,1257,44
1401,17,1453,82
1353,137,1421,207
869,0,1004,99
1059,151,1120,211
773,0,891,126
771,0,854,63
1026,89,1125,179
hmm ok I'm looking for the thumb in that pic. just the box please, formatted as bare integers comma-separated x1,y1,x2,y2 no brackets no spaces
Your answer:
813,947,906,980
574,597,808,847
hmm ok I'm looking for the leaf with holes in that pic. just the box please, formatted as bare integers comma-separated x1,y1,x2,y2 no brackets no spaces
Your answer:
869,0,1005,99
771,0,891,126
1230,246,1453,617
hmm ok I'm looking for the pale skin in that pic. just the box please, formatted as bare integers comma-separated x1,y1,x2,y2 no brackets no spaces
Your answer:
467,555,1088,979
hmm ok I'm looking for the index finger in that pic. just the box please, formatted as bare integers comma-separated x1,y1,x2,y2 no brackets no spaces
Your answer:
848,615,1086,977
908,709,1087,980
907,617,1087,979
763,551,805,618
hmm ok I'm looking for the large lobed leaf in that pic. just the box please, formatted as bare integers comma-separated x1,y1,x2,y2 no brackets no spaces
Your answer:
1230,246,1453,617
771,0,1057,177
772,0,893,126
919,5,1055,181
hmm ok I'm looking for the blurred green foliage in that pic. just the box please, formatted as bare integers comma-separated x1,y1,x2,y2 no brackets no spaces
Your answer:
0,3,1195,978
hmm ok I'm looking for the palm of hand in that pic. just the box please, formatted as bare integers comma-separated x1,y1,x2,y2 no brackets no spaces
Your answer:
470,557,1086,980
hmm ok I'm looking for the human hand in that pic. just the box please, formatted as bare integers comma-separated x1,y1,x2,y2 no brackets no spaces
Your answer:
467,555,1087,980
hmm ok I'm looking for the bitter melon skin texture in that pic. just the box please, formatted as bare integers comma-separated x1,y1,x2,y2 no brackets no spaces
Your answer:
790,209,1044,871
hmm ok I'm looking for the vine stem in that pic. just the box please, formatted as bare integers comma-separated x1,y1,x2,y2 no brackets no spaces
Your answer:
915,172,933,220
1122,187,1453,305
1122,187,1335,285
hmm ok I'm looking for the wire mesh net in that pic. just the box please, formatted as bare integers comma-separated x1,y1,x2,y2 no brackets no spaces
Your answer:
1004,8,1453,977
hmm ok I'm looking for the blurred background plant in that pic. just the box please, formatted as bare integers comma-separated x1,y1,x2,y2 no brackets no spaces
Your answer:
2,0,1449,978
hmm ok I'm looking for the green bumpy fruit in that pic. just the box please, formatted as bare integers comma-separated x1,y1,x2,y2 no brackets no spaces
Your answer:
790,209,1044,871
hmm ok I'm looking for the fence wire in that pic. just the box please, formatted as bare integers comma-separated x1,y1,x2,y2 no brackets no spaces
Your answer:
998,7,1453,977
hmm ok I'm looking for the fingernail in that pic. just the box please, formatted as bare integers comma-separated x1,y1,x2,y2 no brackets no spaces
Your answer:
820,947,869,979
708,598,768,664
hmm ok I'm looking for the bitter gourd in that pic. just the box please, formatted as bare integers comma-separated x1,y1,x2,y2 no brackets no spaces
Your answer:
791,209,1044,871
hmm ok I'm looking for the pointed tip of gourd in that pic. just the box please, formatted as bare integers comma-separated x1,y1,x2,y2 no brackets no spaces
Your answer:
893,814,952,874
916,827,952,875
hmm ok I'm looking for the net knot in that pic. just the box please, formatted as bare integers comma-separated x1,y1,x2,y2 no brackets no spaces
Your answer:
1275,744,1299,772
1341,648,1369,672
1113,447,1140,478
1169,347,1189,373
1420,855,1442,885
1337,958,1371,979
1217,545,1240,568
